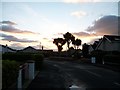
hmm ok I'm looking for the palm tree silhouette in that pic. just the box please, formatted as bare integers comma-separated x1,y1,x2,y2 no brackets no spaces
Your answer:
63,32,75,50
53,38,66,52
72,39,82,49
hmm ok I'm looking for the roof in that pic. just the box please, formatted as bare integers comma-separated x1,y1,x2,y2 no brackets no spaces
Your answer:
95,35,120,50
104,35,120,42
89,40,100,50
19,46,53,52
90,45,97,50
22,46,37,51
17,46,38,53
0,44,17,51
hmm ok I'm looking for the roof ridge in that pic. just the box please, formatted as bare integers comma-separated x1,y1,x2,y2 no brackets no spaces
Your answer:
0,44,17,51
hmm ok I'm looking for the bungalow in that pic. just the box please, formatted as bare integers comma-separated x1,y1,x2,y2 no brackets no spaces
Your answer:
18,46,39,53
0,44,16,54
89,41,100,54
18,46,53,53
95,35,120,52
88,45,95,54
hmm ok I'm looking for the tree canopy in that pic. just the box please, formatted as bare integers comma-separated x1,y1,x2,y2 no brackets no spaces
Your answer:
82,43,89,57
53,38,66,52
53,32,82,52
72,39,82,49
63,32,75,49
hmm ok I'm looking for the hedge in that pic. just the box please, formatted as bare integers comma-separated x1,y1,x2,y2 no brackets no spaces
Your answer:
2,52,44,62
2,52,33,62
2,60,19,89
32,54,44,70
2,52,44,70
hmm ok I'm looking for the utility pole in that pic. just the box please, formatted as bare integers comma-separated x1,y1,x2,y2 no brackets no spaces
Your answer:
42,46,43,51
39,42,41,50
6,44,8,53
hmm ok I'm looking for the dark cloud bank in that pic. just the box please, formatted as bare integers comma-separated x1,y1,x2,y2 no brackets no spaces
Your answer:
86,15,119,35
1,33,37,43
0,20,39,43
72,15,119,38
0,21,38,34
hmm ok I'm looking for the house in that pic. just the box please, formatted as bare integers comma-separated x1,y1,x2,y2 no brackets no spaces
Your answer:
95,35,120,51
0,44,16,54
18,46,39,53
89,41,100,54
88,45,95,54
18,46,53,54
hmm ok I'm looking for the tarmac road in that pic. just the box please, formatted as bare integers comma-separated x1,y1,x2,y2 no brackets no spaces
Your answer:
45,59,120,90
27,58,120,90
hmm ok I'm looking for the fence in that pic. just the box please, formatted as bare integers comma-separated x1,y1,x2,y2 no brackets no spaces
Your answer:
17,60,35,89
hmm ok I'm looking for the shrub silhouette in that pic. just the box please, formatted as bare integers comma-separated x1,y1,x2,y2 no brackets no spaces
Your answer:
2,60,19,89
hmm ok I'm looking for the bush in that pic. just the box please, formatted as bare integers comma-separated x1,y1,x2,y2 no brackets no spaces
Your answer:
2,60,19,89
32,54,44,61
2,53,15,60
32,54,44,70
2,52,44,71
2,52,33,62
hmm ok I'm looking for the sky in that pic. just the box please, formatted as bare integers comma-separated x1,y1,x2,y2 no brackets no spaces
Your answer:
0,0,119,51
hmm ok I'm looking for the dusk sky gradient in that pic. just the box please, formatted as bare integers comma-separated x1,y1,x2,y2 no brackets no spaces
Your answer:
0,0,119,51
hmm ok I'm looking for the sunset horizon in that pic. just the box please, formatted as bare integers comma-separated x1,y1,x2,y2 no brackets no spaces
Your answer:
1,1,120,90
0,0,119,51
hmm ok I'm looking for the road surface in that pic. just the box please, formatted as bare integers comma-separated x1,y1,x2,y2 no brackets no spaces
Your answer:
45,58,120,90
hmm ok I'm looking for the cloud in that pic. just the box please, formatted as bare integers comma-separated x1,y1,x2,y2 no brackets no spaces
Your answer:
72,31,97,37
63,0,101,3
53,33,64,36
0,21,39,35
86,15,119,35
10,43,25,50
42,38,53,43
1,25,37,34
43,38,48,40
32,44,48,50
72,32,90,37
2,33,38,43
0,21,17,25
71,11,87,18
70,31,101,45
87,37,102,44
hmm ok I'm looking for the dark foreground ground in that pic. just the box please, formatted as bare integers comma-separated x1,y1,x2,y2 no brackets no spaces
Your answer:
27,58,120,90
